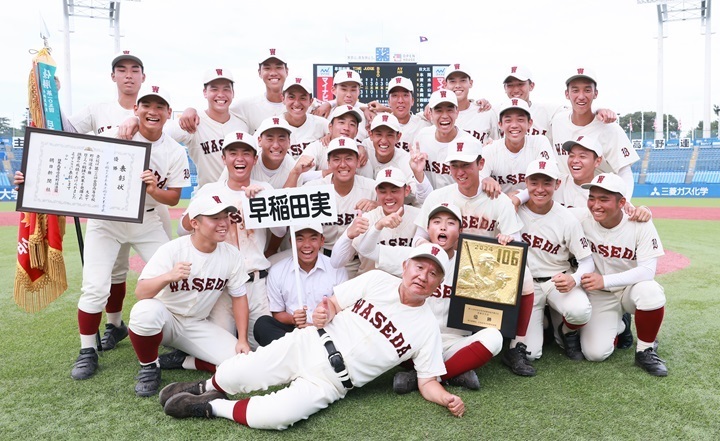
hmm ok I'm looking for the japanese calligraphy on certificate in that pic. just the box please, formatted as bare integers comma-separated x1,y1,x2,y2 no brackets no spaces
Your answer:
241,185,338,229
17,127,151,223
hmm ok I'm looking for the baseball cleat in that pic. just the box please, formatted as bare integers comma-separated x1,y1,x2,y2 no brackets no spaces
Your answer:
135,363,162,397
558,323,584,361
160,380,223,407
392,370,418,394
159,349,188,370
70,348,99,380
446,370,481,390
635,347,668,377
616,313,633,350
501,343,537,377
101,321,128,351
164,390,226,419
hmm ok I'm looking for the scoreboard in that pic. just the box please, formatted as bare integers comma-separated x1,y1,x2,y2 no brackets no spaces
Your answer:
313,63,450,115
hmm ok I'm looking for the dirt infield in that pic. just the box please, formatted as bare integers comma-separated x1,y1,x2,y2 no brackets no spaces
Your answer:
3,205,714,275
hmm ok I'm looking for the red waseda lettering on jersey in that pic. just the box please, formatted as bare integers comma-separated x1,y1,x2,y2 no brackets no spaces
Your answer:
201,139,223,155
431,284,453,299
492,173,527,186
170,277,229,293
350,299,412,357
588,240,636,260
521,233,561,255
396,141,410,152
289,142,312,157
462,128,488,142
461,215,495,232
424,160,451,175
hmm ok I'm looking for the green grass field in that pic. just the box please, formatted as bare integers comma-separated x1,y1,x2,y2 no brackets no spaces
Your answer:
1,201,719,440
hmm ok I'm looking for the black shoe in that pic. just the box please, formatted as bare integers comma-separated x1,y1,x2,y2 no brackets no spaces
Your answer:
446,370,480,390
159,350,188,370
71,348,99,380
617,313,633,350
392,370,418,394
164,390,226,419
160,380,219,407
135,364,162,397
558,323,584,361
101,321,128,351
502,343,536,377
635,347,668,377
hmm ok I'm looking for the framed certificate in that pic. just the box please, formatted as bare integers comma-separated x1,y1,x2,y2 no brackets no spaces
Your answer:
16,127,151,223
447,233,529,339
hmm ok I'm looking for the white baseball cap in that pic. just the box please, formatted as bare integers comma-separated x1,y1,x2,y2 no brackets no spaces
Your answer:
526,159,560,180
566,67,598,86
375,166,407,188
503,65,532,83
498,98,532,119
222,131,258,153
443,63,471,80
188,194,237,219
333,69,362,86
427,202,462,224
330,105,363,123
581,173,627,198
137,85,172,107
283,77,313,95
444,137,482,163
203,68,234,85
428,89,458,109
370,113,401,132
387,76,414,93
326,136,359,157
407,243,450,275
562,135,603,157
255,116,294,137
111,50,143,70
259,48,287,65
294,223,324,235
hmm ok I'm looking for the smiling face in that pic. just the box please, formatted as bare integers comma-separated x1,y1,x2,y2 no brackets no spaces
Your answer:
332,82,361,106
499,109,532,142
400,257,445,304
371,126,401,162
567,145,601,184
449,159,483,195
565,79,598,115
445,73,472,102
283,86,313,117
259,59,288,93
204,79,234,113
503,78,534,102
222,144,257,184
587,187,625,228
526,174,559,209
328,150,358,184
430,102,459,137
375,182,409,215
134,96,171,138
427,212,461,254
295,229,324,270
258,128,290,166
388,88,414,122
112,59,145,97
190,210,232,245
329,114,359,140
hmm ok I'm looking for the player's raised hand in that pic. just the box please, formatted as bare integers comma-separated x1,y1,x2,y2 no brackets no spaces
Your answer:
240,184,265,198
357,143,368,167
594,108,617,124
346,210,370,239
444,394,465,417
626,203,652,223
409,142,428,178
169,262,191,282
117,116,140,140
319,133,332,147
580,272,605,291
292,155,315,175
481,177,502,200
293,306,308,328
141,170,158,194
552,273,576,293
312,297,330,328
474,98,492,113
496,234,513,246
355,198,378,212
311,101,332,118
178,107,200,133
376,206,404,230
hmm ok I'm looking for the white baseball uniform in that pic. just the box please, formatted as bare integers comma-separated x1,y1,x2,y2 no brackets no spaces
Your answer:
457,103,500,143
396,114,432,153
414,126,476,190
284,113,329,159
230,94,284,134
129,235,249,365
526,102,566,140
480,135,558,194
299,140,374,181
213,270,446,430
554,177,589,209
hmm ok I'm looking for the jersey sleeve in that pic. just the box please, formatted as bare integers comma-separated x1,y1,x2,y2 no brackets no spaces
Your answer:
163,119,193,145
492,193,524,236
565,216,592,261
138,241,175,281
413,324,447,379
226,247,250,296
636,222,665,261
67,105,95,134
600,125,639,173
333,271,383,310
166,146,191,188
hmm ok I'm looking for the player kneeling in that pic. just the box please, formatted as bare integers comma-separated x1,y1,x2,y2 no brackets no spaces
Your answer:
159,244,465,430
128,195,250,396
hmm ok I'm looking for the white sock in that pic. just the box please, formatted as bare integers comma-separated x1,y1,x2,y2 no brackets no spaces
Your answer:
80,334,97,349
205,379,216,392
210,398,235,420
637,339,654,352
141,359,159,368
106,312,123,327
182,356,196,370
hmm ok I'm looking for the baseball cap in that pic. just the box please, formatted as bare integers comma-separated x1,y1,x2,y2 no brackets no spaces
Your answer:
443,63,471,80
444,137,483,163
188,194,237,219
503,65,532,83
255,116,293,137
259,48,287,65
566,67,598,86
370,113,401,132
333,69,362,86
526,159,560,180
330,105,363,123
387,76,414,93
407,243,450,275
137,85,171,107
203,68,234,85
498,98,531,119
283,77,313,95
326,136,359,157
428,89,458,109
294,223,324,235
222,131,258,152
581,173,627,198
375,166,407,188
111,50,143,70
562,135,603,157
427,202,462,224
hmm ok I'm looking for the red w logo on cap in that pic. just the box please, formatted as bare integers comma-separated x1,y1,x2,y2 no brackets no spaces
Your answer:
212,196,221,203
339,139,346,146
539,161,546,169
577,68,584,74
430,246,440,256
216,69,223,75
381,115,389,122
577,136,584,141
597,175,605,183
272,118,280,125
395,77,402,83
236,132,244,140
511,66,517,73
269,48,276,55
512,99,518,106
295,78,302,83
385,169,392,177
151,86,159,93
454,64,460,69
440,90,447,98
441,203,448,207
346,71,353,78
123,50,130,55
456,142,464,152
